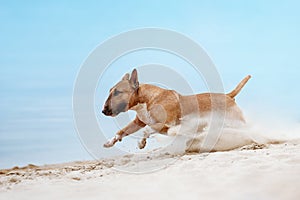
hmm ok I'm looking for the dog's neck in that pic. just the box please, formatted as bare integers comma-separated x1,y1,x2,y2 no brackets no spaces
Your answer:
129,84,164,109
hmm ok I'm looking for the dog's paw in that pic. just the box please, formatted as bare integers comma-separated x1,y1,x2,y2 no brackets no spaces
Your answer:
138,139,147,149
103,141,114,148
103,135,123,148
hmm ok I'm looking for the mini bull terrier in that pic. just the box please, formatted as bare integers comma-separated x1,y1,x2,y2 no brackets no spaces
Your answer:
102,69,251,150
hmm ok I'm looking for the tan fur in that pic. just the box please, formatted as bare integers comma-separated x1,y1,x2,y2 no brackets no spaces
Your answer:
102,69,251,149
227,75,251,98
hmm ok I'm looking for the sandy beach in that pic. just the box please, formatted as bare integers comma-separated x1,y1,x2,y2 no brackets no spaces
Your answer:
1,140,299,200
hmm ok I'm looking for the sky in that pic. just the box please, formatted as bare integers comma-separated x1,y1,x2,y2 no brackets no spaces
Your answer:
1,0,300,168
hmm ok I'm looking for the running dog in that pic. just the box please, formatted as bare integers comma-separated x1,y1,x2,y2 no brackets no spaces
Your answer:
102,69,251,150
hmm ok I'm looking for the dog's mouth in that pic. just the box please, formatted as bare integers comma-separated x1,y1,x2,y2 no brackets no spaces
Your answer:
111,113,118,117
102,102,127,117
102,109,122,117
107,110,122,117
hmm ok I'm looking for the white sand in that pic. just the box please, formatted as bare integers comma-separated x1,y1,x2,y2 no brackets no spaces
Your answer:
1,140,300,200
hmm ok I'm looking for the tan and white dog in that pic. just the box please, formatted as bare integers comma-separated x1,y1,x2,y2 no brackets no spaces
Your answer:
102,69,251,149
102,69,251,151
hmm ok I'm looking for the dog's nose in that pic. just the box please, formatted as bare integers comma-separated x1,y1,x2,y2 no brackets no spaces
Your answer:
102,109,108,115
102,108,112,116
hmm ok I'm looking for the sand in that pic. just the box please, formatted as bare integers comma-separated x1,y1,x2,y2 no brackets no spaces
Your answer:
1,140,300,200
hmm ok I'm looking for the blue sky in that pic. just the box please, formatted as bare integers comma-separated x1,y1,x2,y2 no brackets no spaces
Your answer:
1,1,300,168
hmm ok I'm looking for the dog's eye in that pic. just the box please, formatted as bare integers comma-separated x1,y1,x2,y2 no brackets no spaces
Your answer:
113,90,122,96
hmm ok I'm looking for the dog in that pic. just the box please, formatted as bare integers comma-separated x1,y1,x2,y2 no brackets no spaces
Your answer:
102,69,251,151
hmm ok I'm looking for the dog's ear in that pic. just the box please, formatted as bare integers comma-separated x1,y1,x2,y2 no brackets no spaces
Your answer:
130,68,139,90
122,73,130,81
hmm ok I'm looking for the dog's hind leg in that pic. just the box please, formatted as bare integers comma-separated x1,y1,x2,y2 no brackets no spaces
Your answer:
185,136,203,153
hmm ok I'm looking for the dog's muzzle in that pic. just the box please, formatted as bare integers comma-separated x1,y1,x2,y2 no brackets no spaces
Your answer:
102,106,113,116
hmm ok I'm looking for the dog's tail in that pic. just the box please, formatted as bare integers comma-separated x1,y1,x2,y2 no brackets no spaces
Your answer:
227,75,251,98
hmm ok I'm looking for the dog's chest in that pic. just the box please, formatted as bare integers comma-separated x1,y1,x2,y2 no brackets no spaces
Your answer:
131,103,155,125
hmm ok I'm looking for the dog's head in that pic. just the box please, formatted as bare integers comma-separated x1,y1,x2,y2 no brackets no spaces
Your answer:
102,69,139,117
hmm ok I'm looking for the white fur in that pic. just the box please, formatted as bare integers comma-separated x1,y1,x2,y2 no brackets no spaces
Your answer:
167,114,209,136
131,103,154,125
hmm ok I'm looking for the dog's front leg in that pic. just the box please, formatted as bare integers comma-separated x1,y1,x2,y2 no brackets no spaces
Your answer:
103,117,146,148
138,127,156,149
